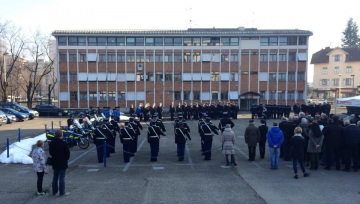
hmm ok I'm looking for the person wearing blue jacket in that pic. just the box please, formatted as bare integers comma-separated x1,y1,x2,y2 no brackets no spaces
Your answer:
267,122,284,169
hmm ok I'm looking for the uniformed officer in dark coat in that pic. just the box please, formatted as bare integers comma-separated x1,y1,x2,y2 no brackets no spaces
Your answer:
218,112,235,133
156,103,163,119
250,104,257,119
169,102,175,121
109,114,120,153
103,118,114,157
129,116,140,156
94,121,112,163
152,113,166,134
200,117,219,160
148,120,166,162
175,122,191,161
78,112,84,125
293,103,300,115
198,114,206,154
120,121,135,163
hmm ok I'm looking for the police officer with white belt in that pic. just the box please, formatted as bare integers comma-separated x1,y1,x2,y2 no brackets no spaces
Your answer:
120,121,136,163
147,120,165,162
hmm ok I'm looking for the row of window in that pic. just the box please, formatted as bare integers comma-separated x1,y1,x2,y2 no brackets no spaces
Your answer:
268,72,305,81
58,36,307,46
259,91,304,100
319,78,354,86
60,72,238,82
68,91,231,101
59,52,239,63
332,54,343,62
322,66,352,74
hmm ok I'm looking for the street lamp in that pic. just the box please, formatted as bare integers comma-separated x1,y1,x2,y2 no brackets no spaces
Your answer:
338,74,342,98
351,74,355,96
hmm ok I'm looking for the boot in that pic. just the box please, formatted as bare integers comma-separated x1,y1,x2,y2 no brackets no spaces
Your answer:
231,155,237,166
226,155,230,166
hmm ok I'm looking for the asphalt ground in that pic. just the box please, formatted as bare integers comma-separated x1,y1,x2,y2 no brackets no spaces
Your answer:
0,110,359,204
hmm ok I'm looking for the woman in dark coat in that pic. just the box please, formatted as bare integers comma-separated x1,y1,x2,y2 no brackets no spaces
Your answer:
307,122,324,170
290,127,310,179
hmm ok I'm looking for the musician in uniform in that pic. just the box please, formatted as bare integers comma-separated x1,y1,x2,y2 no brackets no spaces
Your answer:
103,118,114,157
67,112,74,129
175,122,191,161
120,121,135,163
219,111,235,133
153,113,166,134
109,114,120,153
94,121,112,163
147,120,166,162
169,102,175,121
200,117,219,160
129,116,140,157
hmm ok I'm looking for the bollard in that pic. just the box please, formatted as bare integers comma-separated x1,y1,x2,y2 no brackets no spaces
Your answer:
7,138,9,158
18,128,21,142
44,124,47,133
103,141,107,167
51,121,54,131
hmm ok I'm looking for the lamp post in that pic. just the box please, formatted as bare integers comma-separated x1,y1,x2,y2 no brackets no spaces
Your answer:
338,74,342,98
351,74,355,96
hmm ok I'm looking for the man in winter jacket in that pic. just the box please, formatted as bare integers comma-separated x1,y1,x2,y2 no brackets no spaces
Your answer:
244,120,260,161
322,117,343,170
267,122,284,169
341,120,360,172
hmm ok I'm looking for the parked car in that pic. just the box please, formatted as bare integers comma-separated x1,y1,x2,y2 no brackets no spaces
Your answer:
33,104,69,116
0,102,38,119
0,110,7,125
5,113,16,124
0,108,29,122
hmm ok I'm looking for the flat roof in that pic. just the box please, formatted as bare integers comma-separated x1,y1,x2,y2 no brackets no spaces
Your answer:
52,28,313,36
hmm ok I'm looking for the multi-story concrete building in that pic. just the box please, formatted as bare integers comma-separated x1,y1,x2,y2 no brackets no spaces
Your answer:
52,27,312,110
311,47,360,101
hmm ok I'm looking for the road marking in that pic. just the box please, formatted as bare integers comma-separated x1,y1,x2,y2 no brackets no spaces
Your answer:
186,144,194,170
68,146,96,165
18,170,30,174
0,164,9,168
123,138,146,172
286,164,293,168
152,166,164,170
87,168,99,172
234,146,261,169
221,165,231,169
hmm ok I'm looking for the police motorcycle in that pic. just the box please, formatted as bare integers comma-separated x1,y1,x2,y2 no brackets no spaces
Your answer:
46,120,90,149
82,117,96,143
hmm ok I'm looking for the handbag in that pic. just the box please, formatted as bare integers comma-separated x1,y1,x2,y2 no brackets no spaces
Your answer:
46,156,52,166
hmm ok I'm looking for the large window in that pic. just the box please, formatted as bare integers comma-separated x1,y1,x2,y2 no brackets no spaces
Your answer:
69,53,77,62
211,72,219,81
221,53,229,62
58,37,67,46
269,91,276,100
184,53,191,62
88,37,106,46
79,53,86,62
193,53,200,62
145,54,154,62
344,78,353,85
118,91,125,101
332,54,342,62
99,91,107,100
165,72,172,81
334,66,339,74
145,37,163,46
174,91,181,100
260,91,266,100
346,66,352,73
288,52,296,61
136,72,144,81
60,72,67,82
193,91,200,100
269,73,277,81
165,37,182,46
212,91,218,100
278,73,286,81
69,72,77,81
332,78,340,86
174,72,182,81
260,53,268,62
279,53,287,61
59,53,67,62
319,79,330,86
68,37,86,46
136,53,145,62
269,53,277,62
126,38,135,46
230,54,238,62
297,91,304,100
89,92,97,101
155,54,163,62
220,91,228,100
298,37,307,45
322,67,328,74
279,37,297,45
155,72,163,81
298,72,305,81
108,53,116,62
127,53,135,62
182,37,201,46
278,91,285,100
221,37,239,46
79,92,87,101
145,72,153,81
164,53,173,62
183,91,190,100
107,37,125,46
288,72,295,81
70,91,78,101
174,53,182,62
108,91,115,100
98,53,106,62
117,53,125,62
287,91,295,100
260,37,278,46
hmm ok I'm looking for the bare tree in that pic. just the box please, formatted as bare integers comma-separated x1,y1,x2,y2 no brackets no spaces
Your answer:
0,23,25,102
19,30,54,108
47,67,57,105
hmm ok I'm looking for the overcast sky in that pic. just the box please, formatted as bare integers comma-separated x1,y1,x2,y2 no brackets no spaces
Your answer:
1,0,359,83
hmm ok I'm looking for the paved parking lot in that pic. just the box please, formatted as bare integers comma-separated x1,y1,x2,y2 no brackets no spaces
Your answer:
0,113,359,204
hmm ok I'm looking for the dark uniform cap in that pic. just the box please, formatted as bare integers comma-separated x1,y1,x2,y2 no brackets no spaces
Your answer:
249,119,254,123
223,112,228,115
124,121,129,125
103,118,109,122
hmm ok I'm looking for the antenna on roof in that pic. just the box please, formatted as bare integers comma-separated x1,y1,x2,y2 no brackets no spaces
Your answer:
186,8,192,28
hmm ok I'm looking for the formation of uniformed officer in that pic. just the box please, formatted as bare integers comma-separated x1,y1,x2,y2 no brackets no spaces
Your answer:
103,118,115,156
120,121,136,163
199,117,219,160
147,119,166,162
93,121,112,163
109,114,120,153
129,116,141,157
67,112,74,129
175,122,191,161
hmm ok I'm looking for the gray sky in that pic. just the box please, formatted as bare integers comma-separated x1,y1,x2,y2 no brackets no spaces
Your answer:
1,0,360,83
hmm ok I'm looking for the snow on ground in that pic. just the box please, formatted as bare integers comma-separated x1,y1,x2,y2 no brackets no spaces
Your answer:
0,133,46,164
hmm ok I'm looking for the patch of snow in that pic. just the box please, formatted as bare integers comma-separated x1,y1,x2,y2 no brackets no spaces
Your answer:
0,133,46,164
